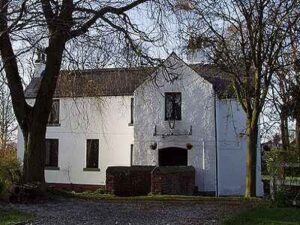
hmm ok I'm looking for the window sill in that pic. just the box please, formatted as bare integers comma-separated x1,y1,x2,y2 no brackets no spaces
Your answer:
47,123,61,127
83,168,100,172
164,119,182,121
45,166,60,171
128,123,134,126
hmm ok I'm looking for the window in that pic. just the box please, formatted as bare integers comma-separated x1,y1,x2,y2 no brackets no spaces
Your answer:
86,139,99,169
48,99,60,125
130,98,134,125
165,92,181,120
45,139,59,168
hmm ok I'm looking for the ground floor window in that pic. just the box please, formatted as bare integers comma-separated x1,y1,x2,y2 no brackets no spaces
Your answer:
45,139,59,167
130,144,133,166
86,139,99,169
159,147,187,166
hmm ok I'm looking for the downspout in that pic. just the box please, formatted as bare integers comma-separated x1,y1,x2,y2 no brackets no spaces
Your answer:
214,93,219,197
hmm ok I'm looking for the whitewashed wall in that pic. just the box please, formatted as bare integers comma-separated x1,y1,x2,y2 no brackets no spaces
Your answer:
216,99,263,196
17,96,133,185
17,53,263,195
133,54,217,193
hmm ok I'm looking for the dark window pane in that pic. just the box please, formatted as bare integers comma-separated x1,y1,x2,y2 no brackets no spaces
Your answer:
86,139,99,168
159,148,187,166
130,144,133,166
45,139,58,167
48,100,59,125
165,93,181,120
130,98,134,124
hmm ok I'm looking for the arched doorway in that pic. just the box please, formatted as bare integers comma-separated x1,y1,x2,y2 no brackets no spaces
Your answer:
158,147,187,166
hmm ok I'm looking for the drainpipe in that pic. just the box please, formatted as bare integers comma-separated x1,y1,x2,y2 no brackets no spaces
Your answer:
214,93,219,197
202,139,205,191
202,140,205,170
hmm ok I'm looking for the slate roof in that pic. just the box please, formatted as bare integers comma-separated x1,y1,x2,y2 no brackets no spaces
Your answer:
25,64,234,99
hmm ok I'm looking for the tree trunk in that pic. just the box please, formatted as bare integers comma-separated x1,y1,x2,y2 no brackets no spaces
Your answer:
245,118,259,197
22,121,47,186
280,111,290,151
296,116,300,153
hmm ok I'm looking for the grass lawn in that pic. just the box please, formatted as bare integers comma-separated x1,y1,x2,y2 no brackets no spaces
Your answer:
223,207,300,225
0,208,33,225
48,188,267,203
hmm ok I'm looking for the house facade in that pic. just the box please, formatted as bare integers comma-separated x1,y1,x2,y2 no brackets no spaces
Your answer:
17,53,263,196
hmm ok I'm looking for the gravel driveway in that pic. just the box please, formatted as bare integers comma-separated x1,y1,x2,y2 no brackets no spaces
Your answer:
1,197,248,225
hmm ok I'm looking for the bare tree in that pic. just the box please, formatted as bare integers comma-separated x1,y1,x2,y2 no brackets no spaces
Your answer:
178,0,299,197
288,11,300,152
0,0,172,189
0,76,16,150
267,68,293,150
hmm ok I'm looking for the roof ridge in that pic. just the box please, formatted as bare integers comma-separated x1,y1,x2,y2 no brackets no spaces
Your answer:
61,66,153,74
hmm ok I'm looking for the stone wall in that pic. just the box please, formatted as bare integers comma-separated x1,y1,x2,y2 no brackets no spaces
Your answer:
106,166,195,196
151,166,195,195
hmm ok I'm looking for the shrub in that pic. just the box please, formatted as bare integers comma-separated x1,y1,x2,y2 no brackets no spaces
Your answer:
263,146,299,206
273,188,289,207
0,146,22,198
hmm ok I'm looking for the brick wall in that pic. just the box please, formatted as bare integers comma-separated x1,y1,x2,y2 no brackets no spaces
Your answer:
151,166,195,195
106,166,195,196
106,166,154,196
47,183,104,192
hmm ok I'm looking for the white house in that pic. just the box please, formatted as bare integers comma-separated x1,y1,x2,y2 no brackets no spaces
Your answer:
17,53,263,196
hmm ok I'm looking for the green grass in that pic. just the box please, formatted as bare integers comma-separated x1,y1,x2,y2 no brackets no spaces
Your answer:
48,188,267,203
223,207,300,225
0,208,33,225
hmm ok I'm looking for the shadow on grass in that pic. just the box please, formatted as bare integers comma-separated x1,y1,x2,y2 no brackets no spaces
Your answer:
0,208,34,225
223,207,300,225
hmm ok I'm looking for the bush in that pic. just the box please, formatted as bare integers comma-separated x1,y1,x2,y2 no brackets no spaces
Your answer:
0,146,22,198
263,147,299,206
273,188,289,207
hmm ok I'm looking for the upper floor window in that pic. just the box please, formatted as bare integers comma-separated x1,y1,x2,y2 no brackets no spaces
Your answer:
130,97,134,125
86,139,99,169
48,99,60,125
45,139,59,168
165,92,182,120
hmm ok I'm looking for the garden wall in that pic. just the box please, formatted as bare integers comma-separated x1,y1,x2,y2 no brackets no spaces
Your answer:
106,166,195,196
106,166,155,196
151,166,195,195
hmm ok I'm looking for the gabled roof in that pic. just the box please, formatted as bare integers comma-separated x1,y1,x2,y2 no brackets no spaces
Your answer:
25,64,234,99
190,64,234,98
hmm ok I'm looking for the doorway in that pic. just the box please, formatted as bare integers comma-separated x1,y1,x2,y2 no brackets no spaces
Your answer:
158,147,187,166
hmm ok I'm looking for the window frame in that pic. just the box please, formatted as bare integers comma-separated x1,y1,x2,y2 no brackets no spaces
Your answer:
45,138,59,170
164,92,182,121
47,99,60,126
84,139,100,171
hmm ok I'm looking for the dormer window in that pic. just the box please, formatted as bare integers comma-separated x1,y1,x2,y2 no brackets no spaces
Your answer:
165,92,181,120
48,99,60,126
